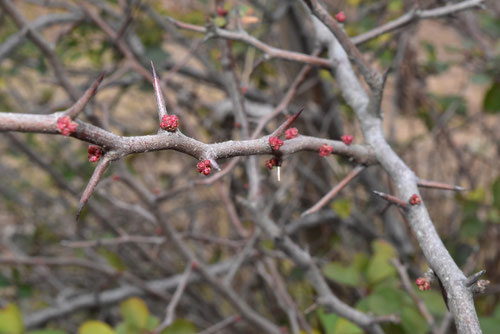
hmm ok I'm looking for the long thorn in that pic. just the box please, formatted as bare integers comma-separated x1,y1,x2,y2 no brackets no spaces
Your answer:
151,61,168,122
76,156,112,220
64,72,104,119
417,179,465,191
270,107,304,138
302,165,365,217
372,190,409,209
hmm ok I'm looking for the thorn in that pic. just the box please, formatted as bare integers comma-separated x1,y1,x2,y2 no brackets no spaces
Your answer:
76,156,112,221
209,158,221,171
466,270,486,287
417,179,465,191
151,61,168,121
64,72,105,119
372,190,408,209
302,166,365,217
270,107,304,138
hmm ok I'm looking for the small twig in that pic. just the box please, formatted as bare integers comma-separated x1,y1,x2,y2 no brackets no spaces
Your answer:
417,179,465,191
197,315,240,334
63,72,104,119
154,264,193,333
372,190,409,209
61,235,165,248
167,16,331,68
371,314,400,324
302,165,365,217
391,258,436,329
352,0,486,45
224,229,261,286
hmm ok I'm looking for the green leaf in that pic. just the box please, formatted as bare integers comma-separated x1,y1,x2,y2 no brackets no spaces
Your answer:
27,330,68,334
365,241,397,285
401,307,428,334
0,303,24,334
78,321,115,334
159,319,197,334
357,286,404,315
331,198,352,219
119,297,149,329
437,95,468,116
333,318,362,334
492,177,500,207
214,17,227,27
317,307,338,334
322,261,361,287
418,290,447,317
480,317,500,334
483,81,500,113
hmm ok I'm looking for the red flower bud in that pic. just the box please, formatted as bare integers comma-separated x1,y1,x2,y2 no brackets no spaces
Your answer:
57,116,78,136
285,127,298,140
341,135,353,145
160,114,179,132
87,145,102,163
269,136,284,151
216,6,228,16
416,277,430,291
266,158,277,170
319,144,333,157
335,11,346,23
409,194,421,206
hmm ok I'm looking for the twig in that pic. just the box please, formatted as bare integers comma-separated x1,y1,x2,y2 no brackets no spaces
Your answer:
197,315,240,334
352,0,486,45
302,166,365,216
223,229,260,286
391,258,436,330
154,264,193,333
61,236,165,248
23,259,237,328
167,16,331,68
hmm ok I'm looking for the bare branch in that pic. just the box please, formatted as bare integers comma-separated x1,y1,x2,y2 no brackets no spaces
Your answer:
352,0,486,45
154,264,193,333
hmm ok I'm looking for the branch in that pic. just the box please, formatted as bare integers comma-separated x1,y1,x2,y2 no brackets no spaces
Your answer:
154,264,193,334
166,16,331,68
351,0,486,45
22,259,236,328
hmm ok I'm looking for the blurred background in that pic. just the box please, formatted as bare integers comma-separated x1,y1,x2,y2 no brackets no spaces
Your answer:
0,0,499,333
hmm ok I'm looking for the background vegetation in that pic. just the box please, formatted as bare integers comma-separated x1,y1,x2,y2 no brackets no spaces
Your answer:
0,0,499,333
